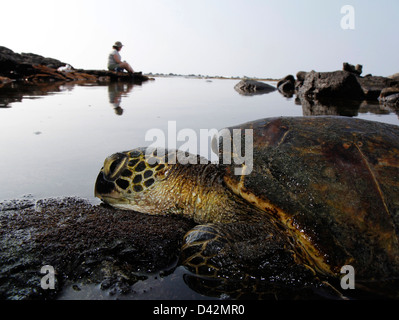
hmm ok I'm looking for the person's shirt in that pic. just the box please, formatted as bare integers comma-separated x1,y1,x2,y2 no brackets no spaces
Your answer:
108,49,121,70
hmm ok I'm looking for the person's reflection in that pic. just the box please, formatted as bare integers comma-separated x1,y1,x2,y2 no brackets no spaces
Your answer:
108,82,134,115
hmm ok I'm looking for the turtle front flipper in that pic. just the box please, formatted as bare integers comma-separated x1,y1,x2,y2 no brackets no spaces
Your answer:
181,224,233,279
180,222,329,299
181,223,254,299
181,222,299,279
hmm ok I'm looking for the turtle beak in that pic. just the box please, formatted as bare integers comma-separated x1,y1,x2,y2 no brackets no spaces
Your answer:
95,170,131,208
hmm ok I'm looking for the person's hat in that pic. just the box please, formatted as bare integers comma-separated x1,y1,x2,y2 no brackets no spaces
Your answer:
114,41,123,48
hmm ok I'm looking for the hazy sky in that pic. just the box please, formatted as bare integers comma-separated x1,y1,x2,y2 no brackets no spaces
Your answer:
2,0,398,78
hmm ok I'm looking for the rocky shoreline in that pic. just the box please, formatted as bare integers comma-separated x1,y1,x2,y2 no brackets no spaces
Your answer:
277,63,399,108
234,63,399,111
0,46,149,85
3,45,397,110
0,197,195,299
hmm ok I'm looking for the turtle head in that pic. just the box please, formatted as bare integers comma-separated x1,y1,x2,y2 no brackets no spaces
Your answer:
94,148,169,212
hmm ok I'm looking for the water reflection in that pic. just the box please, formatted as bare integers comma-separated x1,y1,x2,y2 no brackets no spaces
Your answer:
108,82,134,115
0,81,136,114
0,82,68,108
295,95,397,118
1,81,398,121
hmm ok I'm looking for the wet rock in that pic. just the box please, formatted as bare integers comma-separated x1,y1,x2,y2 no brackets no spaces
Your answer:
379,86,399,107
0,197,195,299
281,64,399,106
0,76,12,84
0,46,67,78
25,65,98,83
277,75,295,87
294,71,308,92
0,46,149,84
357,75,399,100
0,76,12,88
297,70,365,101
20,52,66,70
74,69,148,83
383,94,399,107
388,73,399,81
383,93,399,104
296,71,308,83
234,79,276,96
298,96,362,117
277,75,295,97
380,86,399,99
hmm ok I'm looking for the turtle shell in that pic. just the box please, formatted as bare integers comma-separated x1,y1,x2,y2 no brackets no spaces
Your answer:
218,116,399,280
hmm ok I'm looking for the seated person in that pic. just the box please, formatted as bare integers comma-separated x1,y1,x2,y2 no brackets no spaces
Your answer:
108,41,134,74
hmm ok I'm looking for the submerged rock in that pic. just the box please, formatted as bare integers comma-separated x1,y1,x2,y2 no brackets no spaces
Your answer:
277,75,295,97
379,86,399,99
357,75,399,100
234,79,276,96
379,85,399,107
382,93,399,106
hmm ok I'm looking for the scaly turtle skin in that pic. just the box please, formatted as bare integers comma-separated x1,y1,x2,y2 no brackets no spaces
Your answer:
95,116,399,297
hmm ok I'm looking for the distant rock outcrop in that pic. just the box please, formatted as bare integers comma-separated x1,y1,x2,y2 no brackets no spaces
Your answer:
0,46,149,84
343,62,363,76
0,46,66,78
297,70,365,101
277,63,399,112
0,46,65,66
234,79,276,96
357,75,399,100
277,75,295,97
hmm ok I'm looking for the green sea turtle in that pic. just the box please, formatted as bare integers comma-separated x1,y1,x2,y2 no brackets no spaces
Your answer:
94,116,399,298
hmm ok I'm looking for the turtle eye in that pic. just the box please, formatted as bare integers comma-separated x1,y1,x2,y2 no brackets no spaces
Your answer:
109,160,119,175
104,153,128,181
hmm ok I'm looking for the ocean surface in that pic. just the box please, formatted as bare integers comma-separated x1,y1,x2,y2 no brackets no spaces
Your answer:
1,77,398,201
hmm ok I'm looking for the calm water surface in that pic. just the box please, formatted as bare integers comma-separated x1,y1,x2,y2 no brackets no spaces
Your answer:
1,77,398,299
1,77,398,201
